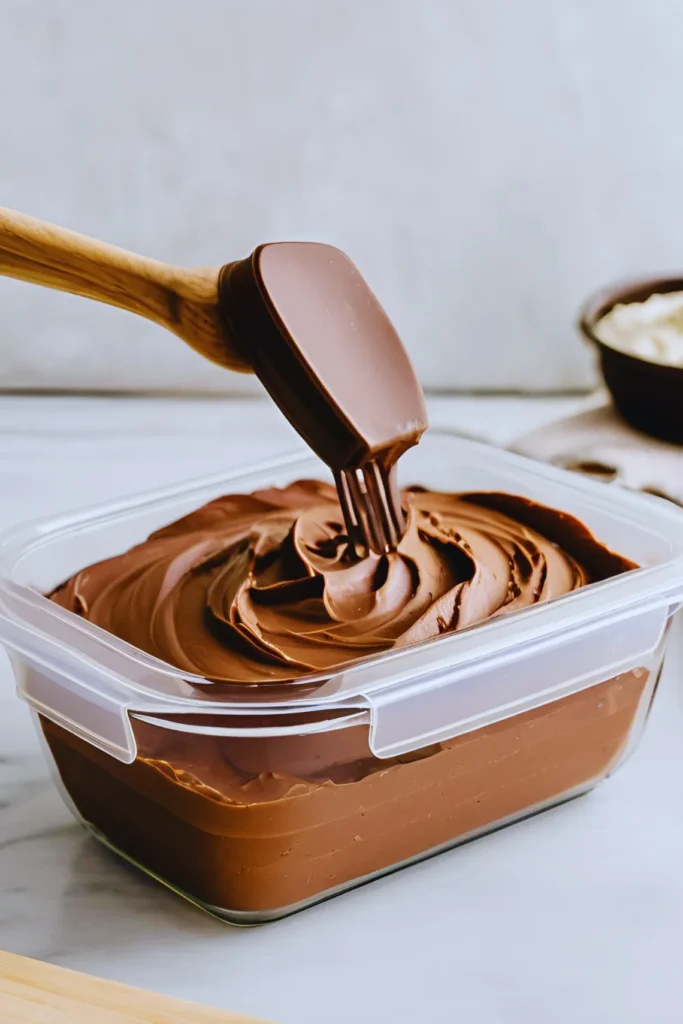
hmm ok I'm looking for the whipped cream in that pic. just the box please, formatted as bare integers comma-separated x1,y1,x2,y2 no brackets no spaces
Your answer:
595,291,683,367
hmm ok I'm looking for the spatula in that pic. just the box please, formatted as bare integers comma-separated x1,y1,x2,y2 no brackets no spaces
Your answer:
0,208,427,552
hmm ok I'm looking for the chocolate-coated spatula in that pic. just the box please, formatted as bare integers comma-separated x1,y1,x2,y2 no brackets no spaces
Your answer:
0,208,427,553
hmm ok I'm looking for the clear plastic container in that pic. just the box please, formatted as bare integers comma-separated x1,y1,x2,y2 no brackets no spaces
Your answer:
1,431,682,924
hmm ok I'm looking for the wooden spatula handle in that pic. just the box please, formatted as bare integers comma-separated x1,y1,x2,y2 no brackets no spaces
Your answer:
0,206,249,372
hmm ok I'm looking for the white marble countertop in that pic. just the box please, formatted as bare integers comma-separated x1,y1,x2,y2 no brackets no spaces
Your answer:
2,394,683,1024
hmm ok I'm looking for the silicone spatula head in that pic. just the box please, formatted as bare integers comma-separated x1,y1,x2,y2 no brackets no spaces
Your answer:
218,242,428,553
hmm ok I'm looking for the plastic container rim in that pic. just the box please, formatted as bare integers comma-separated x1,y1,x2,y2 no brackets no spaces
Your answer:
1,429,682,718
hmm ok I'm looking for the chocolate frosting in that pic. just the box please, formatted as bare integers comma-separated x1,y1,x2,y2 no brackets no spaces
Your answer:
49,481,634,684
41,666,651,913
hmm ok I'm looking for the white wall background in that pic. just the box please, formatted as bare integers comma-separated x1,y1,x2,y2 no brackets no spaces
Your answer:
0,0,681,393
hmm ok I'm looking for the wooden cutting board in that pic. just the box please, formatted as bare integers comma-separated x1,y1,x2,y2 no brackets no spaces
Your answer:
0,950,271,1023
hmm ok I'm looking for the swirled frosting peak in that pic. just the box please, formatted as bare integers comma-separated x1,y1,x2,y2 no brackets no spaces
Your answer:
49,480,634,683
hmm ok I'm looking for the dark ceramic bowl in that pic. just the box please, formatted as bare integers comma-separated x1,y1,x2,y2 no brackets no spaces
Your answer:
579,275,683,444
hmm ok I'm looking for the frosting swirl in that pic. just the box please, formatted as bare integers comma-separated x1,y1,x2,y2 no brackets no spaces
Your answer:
49,481,634,684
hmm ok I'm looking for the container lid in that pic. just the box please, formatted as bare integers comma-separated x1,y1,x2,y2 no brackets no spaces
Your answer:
1,433,682,762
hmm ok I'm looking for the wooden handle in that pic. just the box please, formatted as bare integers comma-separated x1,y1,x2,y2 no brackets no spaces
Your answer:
0,207,249,372
0,949,271,1022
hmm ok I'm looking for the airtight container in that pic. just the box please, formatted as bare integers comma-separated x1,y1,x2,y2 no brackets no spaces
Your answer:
0,432,682,924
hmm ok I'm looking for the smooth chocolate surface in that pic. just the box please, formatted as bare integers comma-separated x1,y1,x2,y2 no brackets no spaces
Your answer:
41,667,651,915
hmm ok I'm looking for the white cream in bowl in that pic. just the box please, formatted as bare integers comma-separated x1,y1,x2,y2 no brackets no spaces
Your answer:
596,290,683,367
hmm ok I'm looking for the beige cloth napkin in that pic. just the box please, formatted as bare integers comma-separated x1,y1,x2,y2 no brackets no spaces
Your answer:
512,396,683,507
